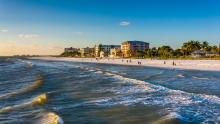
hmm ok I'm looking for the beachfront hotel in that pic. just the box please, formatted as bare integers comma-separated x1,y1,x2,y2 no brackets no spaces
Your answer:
80,47,94,57
121,41,149,57
94,44,121,57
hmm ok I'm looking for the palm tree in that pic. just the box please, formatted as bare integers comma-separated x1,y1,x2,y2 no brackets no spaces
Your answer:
158,46,173,58
211,45,218,53
201,41,211,52
181,40,201,56
201,41,209,49
151,47,158,57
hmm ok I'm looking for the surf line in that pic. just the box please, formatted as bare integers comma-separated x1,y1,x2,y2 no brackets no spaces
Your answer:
0,76,44,100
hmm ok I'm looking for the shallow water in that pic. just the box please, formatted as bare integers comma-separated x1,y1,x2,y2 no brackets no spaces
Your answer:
0,58,220,124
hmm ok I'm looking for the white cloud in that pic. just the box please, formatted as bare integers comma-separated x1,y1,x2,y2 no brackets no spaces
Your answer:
0,29,8,32
120,21,130,26
74,32,84,36
18,34,39,39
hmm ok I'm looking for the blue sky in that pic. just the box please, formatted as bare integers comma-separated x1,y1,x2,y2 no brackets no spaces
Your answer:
0,0,220,55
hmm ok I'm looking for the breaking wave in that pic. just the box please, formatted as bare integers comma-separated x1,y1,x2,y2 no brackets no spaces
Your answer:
85,69,220,106
85,71,220,122
37,112,64,124
177,74,185,78
0,93,47,113
152,112,183,124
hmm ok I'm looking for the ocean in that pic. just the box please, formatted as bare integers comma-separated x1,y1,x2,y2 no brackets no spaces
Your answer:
0,58,220,124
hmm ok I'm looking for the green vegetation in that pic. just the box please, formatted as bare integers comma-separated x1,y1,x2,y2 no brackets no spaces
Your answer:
60,51,81,57
135,40,220,59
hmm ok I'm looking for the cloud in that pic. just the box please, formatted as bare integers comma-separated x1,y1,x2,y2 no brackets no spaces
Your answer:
18,34,39,39
0,29,8,33
74,32,84,36
120,21,130,26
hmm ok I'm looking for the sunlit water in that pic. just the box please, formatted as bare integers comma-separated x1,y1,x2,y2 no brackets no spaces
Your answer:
0,58,220,124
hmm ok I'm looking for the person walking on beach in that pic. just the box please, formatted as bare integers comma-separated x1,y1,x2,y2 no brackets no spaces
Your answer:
137,61,142,65
173,61,176,66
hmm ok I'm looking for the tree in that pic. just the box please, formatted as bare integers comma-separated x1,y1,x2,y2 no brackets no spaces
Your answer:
181,40,201,56
144,49,152,58
151,47,158,57
135,50,145,58
60,51,81,57
211,45,219,53
173,49,183,57
201,41,212,52
158,46,173,58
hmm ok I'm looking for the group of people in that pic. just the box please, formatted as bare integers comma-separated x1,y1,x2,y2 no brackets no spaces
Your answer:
121,59,132,63
137,61,142,65
163,61,177,66
92,58,178,67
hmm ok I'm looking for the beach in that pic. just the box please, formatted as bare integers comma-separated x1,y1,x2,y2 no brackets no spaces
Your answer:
30,57,220,71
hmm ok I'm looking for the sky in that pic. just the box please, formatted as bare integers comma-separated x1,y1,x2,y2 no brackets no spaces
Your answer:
0,0,220,56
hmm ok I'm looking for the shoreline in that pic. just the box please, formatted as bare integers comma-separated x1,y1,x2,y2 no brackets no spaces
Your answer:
28,57,220,72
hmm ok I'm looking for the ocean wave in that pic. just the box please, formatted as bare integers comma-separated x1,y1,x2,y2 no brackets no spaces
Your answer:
94,71,103,74
152,112,182,124
20,60,34,68
192,76,209,80
0,76,43,100
0,93,47,113
89,71,220,106
177,74,185,78
37,112,64,124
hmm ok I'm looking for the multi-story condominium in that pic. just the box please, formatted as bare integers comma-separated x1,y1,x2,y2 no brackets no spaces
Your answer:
109,48,121,58
80,47,94,57
121,41,149,57
64,47,79,53
94,44,121,57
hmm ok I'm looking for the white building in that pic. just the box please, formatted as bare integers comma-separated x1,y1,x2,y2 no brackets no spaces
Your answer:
109,48,121,58
94,44,121,57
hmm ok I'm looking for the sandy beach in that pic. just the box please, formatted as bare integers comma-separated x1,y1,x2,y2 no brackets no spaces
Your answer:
29,57,220,71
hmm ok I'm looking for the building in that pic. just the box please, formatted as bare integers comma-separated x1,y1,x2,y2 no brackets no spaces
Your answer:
121,41,149,57
80,47,94,57
64,47,79,53
206,52,220,57
109,48,121,58
191,50,206,58
94,44,121,57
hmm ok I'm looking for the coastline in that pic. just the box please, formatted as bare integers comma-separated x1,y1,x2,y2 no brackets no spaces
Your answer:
28,57,220,72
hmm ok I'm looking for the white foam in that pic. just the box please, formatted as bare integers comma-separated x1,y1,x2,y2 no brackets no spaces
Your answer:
38,112,64,124
192,76,209,80
88,72,220,107
177,74,185,78
94,71,103,74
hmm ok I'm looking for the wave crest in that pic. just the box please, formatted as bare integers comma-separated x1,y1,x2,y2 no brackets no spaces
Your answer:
0,76,43,100
38,112,64,124
0,93,47,113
